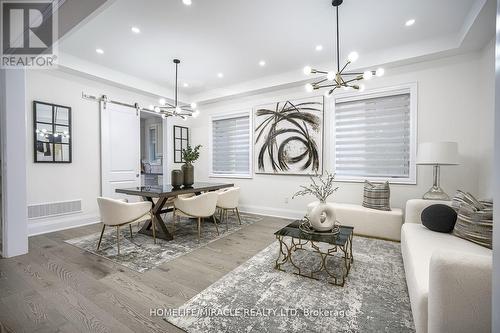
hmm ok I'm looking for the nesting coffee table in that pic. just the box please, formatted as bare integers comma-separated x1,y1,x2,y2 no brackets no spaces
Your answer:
274,220,354,287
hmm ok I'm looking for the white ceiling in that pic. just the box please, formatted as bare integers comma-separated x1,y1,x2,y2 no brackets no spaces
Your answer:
59,0,493,102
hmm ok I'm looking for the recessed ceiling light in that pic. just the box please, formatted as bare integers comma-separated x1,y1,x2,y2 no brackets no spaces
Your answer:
183,82,189,87
315,45,323,51
131,26,140,34
259,60,266,67
96,48,104,54
405,19,415,27
217,73,224,78
182,0,192,5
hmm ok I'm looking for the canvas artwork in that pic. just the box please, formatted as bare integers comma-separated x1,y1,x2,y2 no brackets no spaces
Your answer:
254,96,324,175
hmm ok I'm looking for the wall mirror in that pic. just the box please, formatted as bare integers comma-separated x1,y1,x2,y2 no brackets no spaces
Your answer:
174,125,189,163
33,101,72,163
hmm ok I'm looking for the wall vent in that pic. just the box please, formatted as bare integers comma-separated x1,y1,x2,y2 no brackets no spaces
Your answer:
28,200,82,219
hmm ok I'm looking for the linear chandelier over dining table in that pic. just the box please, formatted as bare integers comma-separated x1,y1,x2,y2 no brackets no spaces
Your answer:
303,0,384,96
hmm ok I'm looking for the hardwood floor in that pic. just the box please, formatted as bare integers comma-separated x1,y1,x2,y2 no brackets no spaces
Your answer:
0,215,291,333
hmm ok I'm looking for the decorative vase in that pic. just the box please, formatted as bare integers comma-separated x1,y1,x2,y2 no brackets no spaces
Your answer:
171,169,183,189
181,163,194,187
307,201,336,232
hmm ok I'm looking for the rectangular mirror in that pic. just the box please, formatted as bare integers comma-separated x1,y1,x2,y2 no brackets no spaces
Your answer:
173,125,189,163
34,101,72,163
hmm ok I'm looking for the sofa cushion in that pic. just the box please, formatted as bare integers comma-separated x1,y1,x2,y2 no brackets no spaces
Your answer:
362,180,391,211
421,204,457,233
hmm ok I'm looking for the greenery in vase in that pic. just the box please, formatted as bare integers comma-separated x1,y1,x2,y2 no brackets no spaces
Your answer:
292,172,338,203
182,144,202,164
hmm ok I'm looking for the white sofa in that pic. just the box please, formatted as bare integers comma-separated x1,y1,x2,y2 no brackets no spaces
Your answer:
331,203,403,241
401,199,492,333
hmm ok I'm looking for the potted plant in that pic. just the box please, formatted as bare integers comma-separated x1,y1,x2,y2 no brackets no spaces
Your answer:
292,172,339,231
181,144,202,186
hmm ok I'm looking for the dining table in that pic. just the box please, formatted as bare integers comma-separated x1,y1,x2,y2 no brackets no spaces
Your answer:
115,182,234,241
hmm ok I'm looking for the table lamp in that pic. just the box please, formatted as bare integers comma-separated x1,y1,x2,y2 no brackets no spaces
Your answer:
417,142,459,200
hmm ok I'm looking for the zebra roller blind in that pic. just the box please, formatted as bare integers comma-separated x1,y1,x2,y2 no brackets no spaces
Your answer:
334,93,411,180
212,114,251,176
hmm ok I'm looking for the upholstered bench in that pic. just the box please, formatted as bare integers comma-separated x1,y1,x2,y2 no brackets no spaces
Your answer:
331,203,403,241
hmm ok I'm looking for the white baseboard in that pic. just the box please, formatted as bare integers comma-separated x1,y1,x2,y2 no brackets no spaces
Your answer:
28,213,101,236
238,204,303,220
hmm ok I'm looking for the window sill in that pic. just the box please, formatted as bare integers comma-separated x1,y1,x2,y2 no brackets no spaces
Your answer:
209,173,253,180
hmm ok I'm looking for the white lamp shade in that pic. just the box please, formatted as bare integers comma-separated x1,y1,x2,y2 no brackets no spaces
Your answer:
417,142,459,165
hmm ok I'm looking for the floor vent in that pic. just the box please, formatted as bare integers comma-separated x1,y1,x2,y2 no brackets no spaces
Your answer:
28,200,82,219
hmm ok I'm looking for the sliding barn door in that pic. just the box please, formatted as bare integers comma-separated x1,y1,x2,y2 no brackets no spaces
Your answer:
100,102,140,200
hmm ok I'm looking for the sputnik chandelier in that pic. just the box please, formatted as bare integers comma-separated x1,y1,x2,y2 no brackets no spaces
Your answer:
304,0,384,96
152,59,199,119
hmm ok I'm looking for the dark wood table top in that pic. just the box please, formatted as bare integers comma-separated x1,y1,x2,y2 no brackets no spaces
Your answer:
115,182,234,198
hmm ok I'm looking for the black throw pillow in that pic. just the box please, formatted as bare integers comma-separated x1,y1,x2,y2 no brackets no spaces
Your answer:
421,204,457,233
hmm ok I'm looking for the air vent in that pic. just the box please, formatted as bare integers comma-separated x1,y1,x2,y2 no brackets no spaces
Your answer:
28,200,82,219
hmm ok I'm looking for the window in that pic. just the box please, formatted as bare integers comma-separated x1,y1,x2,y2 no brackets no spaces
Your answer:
210,112,252,178
333,85,417,184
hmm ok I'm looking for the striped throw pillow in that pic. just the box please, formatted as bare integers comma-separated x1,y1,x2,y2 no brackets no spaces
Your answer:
452,190,493,249
362,181,391,211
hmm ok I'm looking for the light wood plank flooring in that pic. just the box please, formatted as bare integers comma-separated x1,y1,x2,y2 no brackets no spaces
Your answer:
0,215,291,333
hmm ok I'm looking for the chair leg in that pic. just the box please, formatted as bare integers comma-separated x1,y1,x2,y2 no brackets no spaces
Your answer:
235,207,242,225
197,217,201,242
172,209,176,238
96,224,105,251
151,212,157,244
116,226,120,255
225,209,229,231
212,215,220,236
129,224,133,238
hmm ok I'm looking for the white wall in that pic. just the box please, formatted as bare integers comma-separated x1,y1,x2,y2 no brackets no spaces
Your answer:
191,48,495,219
25,69,191,235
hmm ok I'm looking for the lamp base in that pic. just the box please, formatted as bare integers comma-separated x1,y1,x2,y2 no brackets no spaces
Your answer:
422,186,450,201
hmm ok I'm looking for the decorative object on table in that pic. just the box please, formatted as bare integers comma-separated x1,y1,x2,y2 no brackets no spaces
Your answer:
173,125,189,163
451,190,493,249
302,0,384,96
33,101,72,163
298,218,339,236
362,180,391,211
417,142,459,200
254,96,324,175
148,59,200,119
181,144,201,186
421,204,457,233
293,172,338,231
171,169,183,189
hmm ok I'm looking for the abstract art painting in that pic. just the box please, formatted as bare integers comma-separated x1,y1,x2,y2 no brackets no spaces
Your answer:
254,96,323,175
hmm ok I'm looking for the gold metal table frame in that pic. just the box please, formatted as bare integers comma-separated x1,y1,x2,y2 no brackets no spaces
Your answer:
274,228,353,287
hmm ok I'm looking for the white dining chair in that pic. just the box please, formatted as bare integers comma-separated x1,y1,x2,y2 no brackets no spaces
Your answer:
97,197,154,254
216,187,242,230
173,192,219,241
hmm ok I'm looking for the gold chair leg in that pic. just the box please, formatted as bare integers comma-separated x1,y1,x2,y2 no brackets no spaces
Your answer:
129,224,133,238
151,212,157,244
197,217,201,241
212,215,220,236
116,226,120,255
97,224,105,250
225,209,229,231
172,209,176,238
235,207,242,225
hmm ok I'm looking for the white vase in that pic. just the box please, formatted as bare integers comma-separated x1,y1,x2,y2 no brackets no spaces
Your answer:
307,201,336,232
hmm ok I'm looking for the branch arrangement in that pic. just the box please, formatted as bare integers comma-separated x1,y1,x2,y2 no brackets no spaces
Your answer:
292,171,339,202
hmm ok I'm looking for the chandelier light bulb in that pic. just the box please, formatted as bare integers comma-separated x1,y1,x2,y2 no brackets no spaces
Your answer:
175,106,182,114
159,98,166,105
162,114,167,119
347,51,359,63
305,83,314,92
326,71,336,81
303,66,312,75
192,110,200,118
154,107,160,113
359,84,366,92
376,68,385,77
363,71,373,80
190,102,197,109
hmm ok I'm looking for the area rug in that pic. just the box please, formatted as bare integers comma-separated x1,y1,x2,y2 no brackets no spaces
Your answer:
65,212,261,272
164,236,415,332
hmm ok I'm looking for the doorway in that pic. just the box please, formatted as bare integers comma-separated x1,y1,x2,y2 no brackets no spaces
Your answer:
140,113,164,186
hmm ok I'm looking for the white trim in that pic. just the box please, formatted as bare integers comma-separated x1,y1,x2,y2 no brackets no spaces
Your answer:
28,213,101,236
209,110,253,178
331,82,418,185
238,204,302,220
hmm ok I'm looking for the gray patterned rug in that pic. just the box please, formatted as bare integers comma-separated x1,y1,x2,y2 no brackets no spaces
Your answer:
165,236,414,333
65,212,261,272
